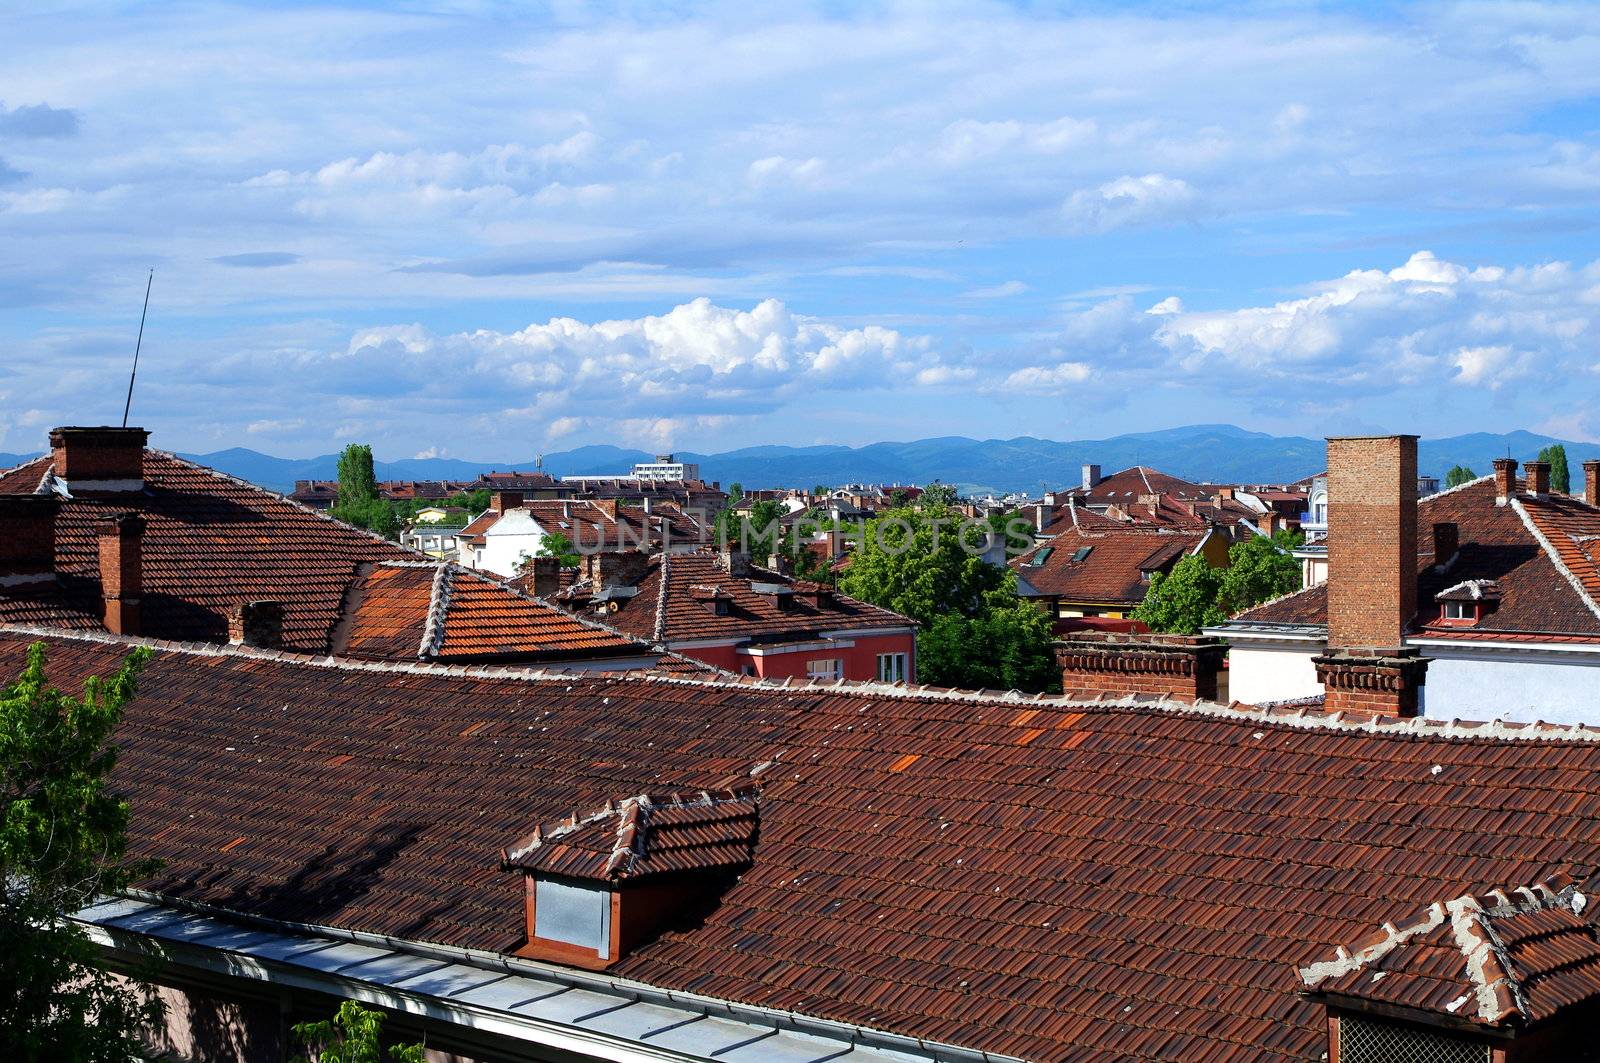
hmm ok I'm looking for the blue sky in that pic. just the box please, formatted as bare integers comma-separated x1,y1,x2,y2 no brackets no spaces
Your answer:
3,1,1599,460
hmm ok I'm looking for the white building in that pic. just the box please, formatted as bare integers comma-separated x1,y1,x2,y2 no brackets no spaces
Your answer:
1212,455,1600,723
630,453,700,482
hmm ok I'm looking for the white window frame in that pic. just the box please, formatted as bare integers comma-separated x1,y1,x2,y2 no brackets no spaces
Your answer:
806,658,842,680
876,652,907,683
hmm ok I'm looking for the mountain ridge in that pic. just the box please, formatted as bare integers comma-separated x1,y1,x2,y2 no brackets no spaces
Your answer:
2,425,1595,495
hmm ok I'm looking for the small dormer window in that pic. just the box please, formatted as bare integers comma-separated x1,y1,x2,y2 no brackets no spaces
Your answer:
1442,600,1475,622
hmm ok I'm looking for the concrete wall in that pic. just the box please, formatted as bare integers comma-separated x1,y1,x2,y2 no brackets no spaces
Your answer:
1419,648,1600,724
1228,643,1324,705
475,510,547,577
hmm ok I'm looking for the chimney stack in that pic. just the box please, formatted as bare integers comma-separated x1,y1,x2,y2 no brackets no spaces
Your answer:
526,555,561,597
97,513,144,636
228,600,284,649
1314,435,1428,718
0,495,59,587
1524,460,1550,498
1584,460,1600,508
1493,458,1517,506
718,546,752,578
489,490,524,513
1432,522,1459,566
50,426,148,492
1034,502,1053,533
1081,464,1102,491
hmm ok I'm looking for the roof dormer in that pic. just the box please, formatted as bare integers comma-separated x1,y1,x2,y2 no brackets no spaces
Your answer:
501,788,759,969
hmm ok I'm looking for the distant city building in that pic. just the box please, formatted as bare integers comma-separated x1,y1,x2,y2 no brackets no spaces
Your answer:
630,453,701,482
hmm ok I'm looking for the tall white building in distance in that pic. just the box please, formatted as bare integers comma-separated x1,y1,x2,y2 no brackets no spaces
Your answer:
630,453,701,482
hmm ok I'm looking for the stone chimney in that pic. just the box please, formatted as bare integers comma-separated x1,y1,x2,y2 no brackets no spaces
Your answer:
1034,502,1053,533
0,494,59,587
489,490,524,513
1524,460,1550,498
97,513,144,636
1313,435,1427,718
526,555,561,597
50,426,148,491
1432,522,1459,567
718,546,752,578
588,549,651,589
1493,458,1517,506
1585,460,1599,508
1081,464,1102,491
228,600,284,649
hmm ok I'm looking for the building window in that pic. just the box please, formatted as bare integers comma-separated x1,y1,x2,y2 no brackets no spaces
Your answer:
806,659,842,680
1338,1015,1488,1063
534,879,611,959
876,653,907,683
1441,600,1476,622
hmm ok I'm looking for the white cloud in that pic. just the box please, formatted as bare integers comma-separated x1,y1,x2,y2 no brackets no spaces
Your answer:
963,280,1028,299
1003,362,1092,393
1062,174,1198,233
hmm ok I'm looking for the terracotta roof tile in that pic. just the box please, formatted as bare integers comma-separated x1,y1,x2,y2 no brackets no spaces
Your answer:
503,789,759,881
15,627,1600,1061
1012,527,1207,605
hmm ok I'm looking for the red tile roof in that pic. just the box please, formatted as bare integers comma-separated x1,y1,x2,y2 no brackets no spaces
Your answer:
503,789,760,881
333,561,647,662
14,626,1600,1061
1236,478,1600,636
1303,874,1600,1027
1012,527,1208,605
0,450,646,663
563,550,913,644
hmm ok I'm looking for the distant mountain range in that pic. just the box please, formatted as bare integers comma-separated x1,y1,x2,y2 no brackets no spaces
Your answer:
3,424,1595,496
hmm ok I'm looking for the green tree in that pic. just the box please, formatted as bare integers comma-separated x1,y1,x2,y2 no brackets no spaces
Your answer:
1218,530,1302,615
1133,554,1227,634
840,505,1057,691
335,444,379,509
292,1001,425,1063
1536,444,1571,494
536,531,580,567
1,644,164,1063
331,444,398,538
920,482,959,507
1443,464,1477,489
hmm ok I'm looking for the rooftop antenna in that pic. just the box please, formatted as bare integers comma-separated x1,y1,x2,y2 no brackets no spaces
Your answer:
121,269,153,428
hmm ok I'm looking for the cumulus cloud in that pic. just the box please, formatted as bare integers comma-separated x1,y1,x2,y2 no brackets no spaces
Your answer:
0,101,79,139
1003,362,1093,393
1062,174,1198,233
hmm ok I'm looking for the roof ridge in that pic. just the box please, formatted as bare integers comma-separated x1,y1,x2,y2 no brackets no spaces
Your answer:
652,549,670,645
1509,497,1600,623
1422,472,1496,503
10,622,1600,741
419,562,453,658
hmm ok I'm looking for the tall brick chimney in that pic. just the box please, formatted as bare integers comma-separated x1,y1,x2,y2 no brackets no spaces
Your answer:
228,600,284,648
0,495,59,587
97,513,144,636
1585,460,1600,508
489,490,523,513
51,426,148,491
1493,458,1517,506
1524,460,1550,498
1313,435,1428,718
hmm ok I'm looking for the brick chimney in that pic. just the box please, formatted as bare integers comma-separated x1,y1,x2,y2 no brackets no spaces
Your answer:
0,494,59,587
1432,522,1459,567
588,549,651,589
1524,460,1550,498
489,490,523,513
1585,460,1599,508
1314,435,1427,718
228,600,284,648
97,513,143,636
1493,458,1517,506
717,547,752,578
50,426,148,491
1056,633,1226,702
526,555,561,597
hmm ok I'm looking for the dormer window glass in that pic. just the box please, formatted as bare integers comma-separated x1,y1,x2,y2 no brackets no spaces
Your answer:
1442,600,1475,622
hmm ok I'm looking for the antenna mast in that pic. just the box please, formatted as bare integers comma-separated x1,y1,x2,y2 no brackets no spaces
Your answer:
121,270,153,428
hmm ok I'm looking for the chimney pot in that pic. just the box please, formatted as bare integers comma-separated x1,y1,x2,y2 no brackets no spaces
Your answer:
1432,521,1458,565
1524,460,1550,498
50,426,148,490
1584,460,1600,508
97,513,144,636
228,600,284,648
1492,458,1517,505
0,495,60,586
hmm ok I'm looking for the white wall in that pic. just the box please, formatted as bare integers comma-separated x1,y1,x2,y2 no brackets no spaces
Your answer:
1228,643,1323,705
1418,647,1600,724
475,509,547,577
